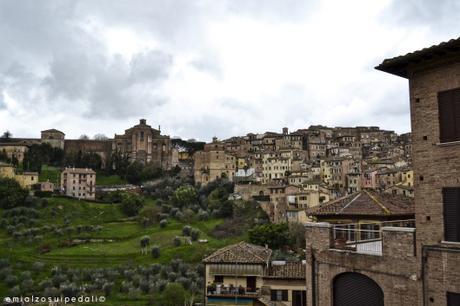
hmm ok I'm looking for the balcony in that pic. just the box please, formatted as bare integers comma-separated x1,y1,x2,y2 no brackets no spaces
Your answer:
329,219,415,256
206,284,260,298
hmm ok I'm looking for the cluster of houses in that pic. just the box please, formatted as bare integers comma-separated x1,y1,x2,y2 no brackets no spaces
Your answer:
188,118,413,224
200,38,460,306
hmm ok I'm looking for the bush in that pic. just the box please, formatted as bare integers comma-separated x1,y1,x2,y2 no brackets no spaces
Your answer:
158,213,169,221
140,236,150,248
167,272,177,282
0,267,13,280
197,210,209,221
4,275,18,287
156,283,187,306
173,185,198,208
21,278,34,291
120,192,145,217
0,258,10,269
159,219,168,228
151,263,161,274
151,246,160,258
182,225,192,236
177,276,192,290
0,178,28,209
191,229,200,241
9,285,20,297
173,237,181,247
19,271,32,281
103,282,113,296
35,191,53,198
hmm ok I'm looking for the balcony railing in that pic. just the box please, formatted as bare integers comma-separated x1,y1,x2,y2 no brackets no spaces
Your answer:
207,285,260,298
331,219,415,255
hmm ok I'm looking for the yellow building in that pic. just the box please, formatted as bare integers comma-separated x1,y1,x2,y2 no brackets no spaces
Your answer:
16,172,39,189
0,162,38,189
262,153,291,184
0,162,15,178
203,242,306,306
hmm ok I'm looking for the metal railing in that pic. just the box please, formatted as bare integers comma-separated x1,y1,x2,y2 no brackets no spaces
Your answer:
331,219,415,255
206,285,260,298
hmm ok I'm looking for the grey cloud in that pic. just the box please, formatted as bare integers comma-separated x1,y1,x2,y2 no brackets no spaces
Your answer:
225,0,320,22
381,0,460,33
0,0,175,120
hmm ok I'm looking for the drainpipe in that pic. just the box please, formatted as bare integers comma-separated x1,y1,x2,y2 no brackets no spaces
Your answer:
311,253,317,306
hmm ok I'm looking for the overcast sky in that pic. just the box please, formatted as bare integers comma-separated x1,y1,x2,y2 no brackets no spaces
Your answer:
0,0,459,141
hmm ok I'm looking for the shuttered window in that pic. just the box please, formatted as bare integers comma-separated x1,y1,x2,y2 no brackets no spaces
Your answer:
443,188,460,242
447,292,460,306
271,290,288,301
438,88,460,143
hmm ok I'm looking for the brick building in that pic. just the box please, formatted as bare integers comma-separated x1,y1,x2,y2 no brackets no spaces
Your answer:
304,38,460,305
113,119,177,169
193,138,237,186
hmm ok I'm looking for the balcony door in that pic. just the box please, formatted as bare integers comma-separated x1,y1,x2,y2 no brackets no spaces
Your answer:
292,290,306,306
246,276,256,292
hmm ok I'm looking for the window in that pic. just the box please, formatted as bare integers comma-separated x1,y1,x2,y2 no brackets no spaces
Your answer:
214,275,223,283
271,290,288,301
438,88,460,143
443,188,460,242
447,292,460,306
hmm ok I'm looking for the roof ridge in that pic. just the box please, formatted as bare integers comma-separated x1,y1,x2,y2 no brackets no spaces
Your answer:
364,190,390,214
338,193,361,214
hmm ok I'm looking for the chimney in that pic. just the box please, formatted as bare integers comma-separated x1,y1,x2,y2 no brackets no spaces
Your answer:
140,119,146,125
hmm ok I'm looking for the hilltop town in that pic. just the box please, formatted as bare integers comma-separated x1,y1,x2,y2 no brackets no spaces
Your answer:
0,38,459,306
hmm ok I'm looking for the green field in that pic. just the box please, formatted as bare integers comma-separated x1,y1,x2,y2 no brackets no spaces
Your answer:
39,165,60,184
96,173,127,185
0,196,244,305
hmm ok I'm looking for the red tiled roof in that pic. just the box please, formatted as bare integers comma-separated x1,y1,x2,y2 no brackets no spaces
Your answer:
306,190,414,217
203,242,272,264
267,262,306,279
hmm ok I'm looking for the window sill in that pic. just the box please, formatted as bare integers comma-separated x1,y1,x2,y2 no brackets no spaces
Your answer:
440,241,460,247
435,140,460,147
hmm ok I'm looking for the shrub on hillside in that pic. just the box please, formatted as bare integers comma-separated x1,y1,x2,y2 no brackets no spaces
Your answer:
0,178,28,209
120,192,145,217
140,236,150,248
159,219,168,228
182,225,192,236
173,237,181,247
4,275,18,287
191,229,200,241
151,246,160,258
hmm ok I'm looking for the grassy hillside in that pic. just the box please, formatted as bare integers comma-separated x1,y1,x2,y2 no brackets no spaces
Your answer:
0,196,245,305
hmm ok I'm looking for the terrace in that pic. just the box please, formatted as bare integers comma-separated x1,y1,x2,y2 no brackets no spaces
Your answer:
330,219,415,256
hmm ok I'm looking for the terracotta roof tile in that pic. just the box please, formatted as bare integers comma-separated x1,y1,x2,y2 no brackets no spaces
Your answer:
203,242,272,264
306,190,414,217
267,262,306,279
